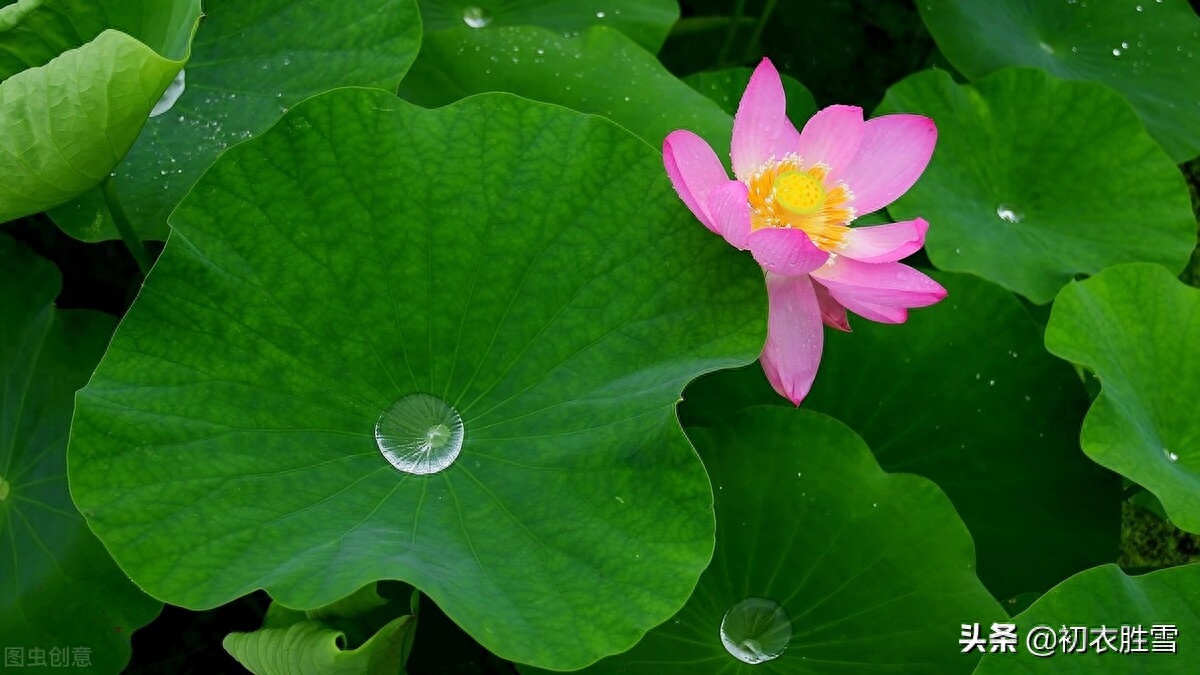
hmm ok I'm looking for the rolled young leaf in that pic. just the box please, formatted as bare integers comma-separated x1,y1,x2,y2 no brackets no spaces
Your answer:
0,0,201,223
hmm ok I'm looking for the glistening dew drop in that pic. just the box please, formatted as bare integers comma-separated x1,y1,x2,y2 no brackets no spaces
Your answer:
995,204,1024,224
375,393,464,475
719,597,793,664
150,69,187,118
462,6,492,28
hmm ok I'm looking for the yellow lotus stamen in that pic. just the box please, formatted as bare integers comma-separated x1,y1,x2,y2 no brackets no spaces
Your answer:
746,154,855,252
773,171,825,214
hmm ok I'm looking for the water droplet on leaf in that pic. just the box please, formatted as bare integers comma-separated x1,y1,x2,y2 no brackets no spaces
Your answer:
995,204,1023,223
463,6,492,28
150,69,186,118
720,597,792,664
375,393,464,475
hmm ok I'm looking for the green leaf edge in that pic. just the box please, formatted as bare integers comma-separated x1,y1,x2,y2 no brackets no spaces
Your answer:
1045,262,1200,532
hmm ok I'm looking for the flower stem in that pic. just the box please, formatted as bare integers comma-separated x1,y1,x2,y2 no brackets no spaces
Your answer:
101,176,152,276
717,0,746,68
741,0,779,64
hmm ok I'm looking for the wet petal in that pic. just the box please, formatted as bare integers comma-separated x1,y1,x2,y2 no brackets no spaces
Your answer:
707,181,752,249
811,256,946,308
748,227,830,276
731,59,801,181
822,291,910,324
839,218,929,263
664,130,729,230
797,105,865,173
761,272,825,406
834,114,937,215
813,282,850,331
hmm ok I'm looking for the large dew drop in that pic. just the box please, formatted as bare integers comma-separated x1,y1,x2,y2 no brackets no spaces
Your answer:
150,69,186,118
719,597,792,664
462,6,492,28
995,204,1024,224
375,393,464,475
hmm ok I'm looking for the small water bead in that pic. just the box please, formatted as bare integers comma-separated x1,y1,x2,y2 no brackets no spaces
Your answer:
719,597,792,664
462,6,492,28
596,11,606,18
375,393,464,475
150,69,186,117
995,204,1024,223
1165,448,1179,462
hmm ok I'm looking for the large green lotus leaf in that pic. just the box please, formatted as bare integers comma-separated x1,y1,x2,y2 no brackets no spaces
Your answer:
973,564,1198,673
68,87,765,670
1045,263,1200,533
49,0,422,242
879,68,1195,304
0,234,161,672
398,25,732,153
416,0,678,52
0,0,201,224
680,272,1122,600
920,0,1200,162
565,408,1005,674
683,67,817,121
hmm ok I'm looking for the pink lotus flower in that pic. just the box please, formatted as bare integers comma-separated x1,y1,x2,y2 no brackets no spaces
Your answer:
664,58,946,405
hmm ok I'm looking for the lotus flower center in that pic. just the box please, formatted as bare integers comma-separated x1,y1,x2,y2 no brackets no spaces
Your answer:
773,171,825,214
746,154,855,252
